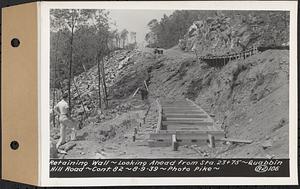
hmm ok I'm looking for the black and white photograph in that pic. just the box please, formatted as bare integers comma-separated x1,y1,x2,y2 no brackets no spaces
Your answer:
49,7,291,160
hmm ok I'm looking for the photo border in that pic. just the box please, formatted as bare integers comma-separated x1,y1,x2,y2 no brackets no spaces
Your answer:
40,1,298,186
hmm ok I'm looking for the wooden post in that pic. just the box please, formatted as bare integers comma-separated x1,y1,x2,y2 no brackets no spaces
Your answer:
132,88,140,98
144,80,149,91
172,134,178,151
156,99,163,133
208,134,215,148
133,128,137,142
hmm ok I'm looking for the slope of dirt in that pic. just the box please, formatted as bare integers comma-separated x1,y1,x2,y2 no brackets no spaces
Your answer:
148,48,289,158
51,47,289,159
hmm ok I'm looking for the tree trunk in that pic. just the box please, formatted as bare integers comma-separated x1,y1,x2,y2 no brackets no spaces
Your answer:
52,33,60,128
68,26,74,116
101,57,108,109
73,78,87,121
97,55,102,109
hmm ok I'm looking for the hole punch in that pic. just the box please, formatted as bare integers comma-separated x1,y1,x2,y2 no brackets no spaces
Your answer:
10,141,19,150
11,38,20,47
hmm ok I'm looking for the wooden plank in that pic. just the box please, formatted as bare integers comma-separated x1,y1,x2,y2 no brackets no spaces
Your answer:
185,98,214,120
166,125,217,131
167,126,202,131
148,140,171,147
132,87,140,97
149,132,225,140
160,100,187,103
162,105,195,108
163,107,199,111
149,140,208,147
157,130,224,135
165,116,208,121
165,113,207,118
161,102,191,105
220,138,253,144
164,111,205,115
162,120,213,125
163,110,204,114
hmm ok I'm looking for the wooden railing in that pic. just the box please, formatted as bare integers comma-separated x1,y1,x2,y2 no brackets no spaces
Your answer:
198,46,259,67
197,45,289,67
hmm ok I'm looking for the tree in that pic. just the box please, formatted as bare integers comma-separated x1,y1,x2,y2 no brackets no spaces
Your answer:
130,31,137,44
145,10,206,48
91,9,110,109
120,29,129,48
51,9,94,115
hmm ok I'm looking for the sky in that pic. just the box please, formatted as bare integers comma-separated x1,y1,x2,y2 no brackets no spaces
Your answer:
108,10,174,45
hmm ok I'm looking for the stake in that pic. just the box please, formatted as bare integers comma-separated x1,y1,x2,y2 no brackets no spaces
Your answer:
144,80,149,91
208,134,215,148
132,88,140,97
172,134,178,151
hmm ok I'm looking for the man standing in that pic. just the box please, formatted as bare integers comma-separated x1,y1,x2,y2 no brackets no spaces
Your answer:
54,93,73,149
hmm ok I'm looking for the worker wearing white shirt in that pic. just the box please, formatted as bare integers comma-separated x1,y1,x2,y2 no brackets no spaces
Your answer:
54,93,73,149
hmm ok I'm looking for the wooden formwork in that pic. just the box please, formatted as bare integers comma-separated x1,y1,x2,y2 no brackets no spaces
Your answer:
149,98,225,149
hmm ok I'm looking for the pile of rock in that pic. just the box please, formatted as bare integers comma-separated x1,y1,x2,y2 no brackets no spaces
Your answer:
69,49,141,121
179,12,289,56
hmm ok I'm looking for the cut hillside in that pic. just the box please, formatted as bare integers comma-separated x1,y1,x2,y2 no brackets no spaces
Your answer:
179,11,289,56
51,47,289,159
147,48,289,158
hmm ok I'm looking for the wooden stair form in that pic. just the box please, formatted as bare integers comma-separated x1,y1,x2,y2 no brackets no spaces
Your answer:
149,98,225,149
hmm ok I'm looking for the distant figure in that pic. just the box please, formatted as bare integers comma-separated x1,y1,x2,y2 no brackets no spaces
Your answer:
54,93,76,149
154,47,163,55
140,85,148,101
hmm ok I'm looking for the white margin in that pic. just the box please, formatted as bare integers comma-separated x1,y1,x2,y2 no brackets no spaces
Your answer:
39,1,298,186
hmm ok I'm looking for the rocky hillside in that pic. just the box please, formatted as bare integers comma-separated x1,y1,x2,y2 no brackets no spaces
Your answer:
150,48,289,158
52,45,289,158
179,11,289,56
60,49,145,123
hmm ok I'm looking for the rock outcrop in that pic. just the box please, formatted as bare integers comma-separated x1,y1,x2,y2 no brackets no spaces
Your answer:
63,49,142,121
179,11,289,56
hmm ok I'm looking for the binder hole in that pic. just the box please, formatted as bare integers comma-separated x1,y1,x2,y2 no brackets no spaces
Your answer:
11,38,20,47
10,141,19,150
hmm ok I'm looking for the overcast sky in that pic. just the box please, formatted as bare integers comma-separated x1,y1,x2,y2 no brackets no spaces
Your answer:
108,9,174,44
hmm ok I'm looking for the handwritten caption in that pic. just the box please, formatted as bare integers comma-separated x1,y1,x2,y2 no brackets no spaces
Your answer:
50,159,288,177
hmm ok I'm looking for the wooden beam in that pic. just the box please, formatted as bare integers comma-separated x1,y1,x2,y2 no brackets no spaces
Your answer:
172,134,178,151
220,138,253,144
132,87,140,97
208,134,215,148
144,80,149,91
